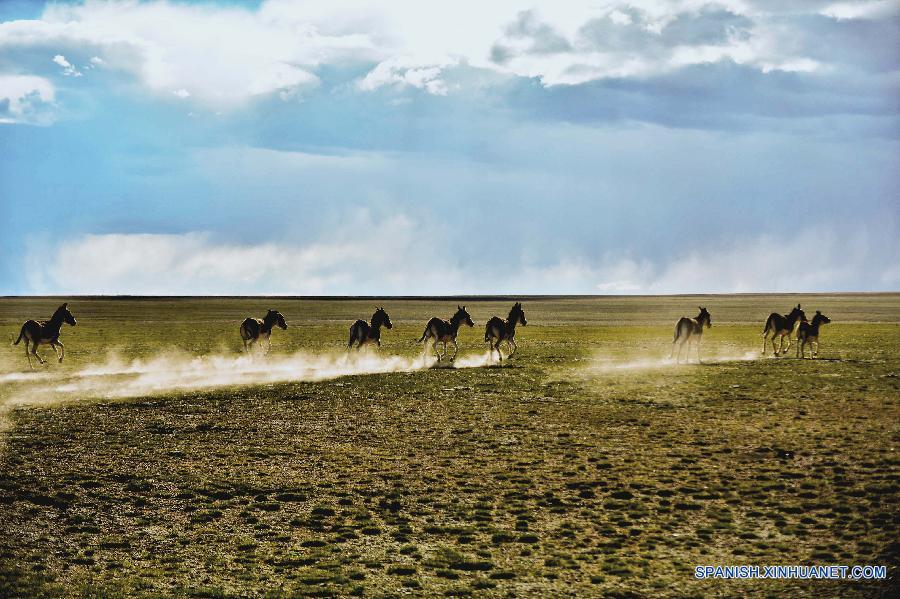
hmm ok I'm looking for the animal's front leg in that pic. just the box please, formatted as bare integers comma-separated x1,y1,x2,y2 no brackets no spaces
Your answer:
51,341,63,363
508,338,517,358
450,340,459,361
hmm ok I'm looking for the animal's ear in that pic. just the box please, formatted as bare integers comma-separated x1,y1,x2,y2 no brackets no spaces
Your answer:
797,304,801,309
816,310,821,315
61,302,68,308
458,305,461,310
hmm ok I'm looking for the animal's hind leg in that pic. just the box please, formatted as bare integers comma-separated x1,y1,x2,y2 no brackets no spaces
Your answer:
696,339,702,363
782,334,792,356
31,344,45,366
762,332,768,355
450,340,459,362
24,339,34,370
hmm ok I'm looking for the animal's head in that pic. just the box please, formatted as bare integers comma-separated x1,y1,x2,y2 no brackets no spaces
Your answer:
455,305,475,327
813,310,831,326
374,306,392,329
510,302,527,326
268,309,288,330
790,304,807,322
56,302,77,326
698,306,711,328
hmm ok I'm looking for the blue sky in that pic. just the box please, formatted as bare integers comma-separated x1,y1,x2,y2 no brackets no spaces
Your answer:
1,0,898,295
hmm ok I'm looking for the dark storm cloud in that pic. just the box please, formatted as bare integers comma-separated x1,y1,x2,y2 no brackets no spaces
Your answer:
491,9,571,65
503,59,899,134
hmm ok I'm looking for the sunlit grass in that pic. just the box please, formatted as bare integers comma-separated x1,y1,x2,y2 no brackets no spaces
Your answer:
0,295,897,597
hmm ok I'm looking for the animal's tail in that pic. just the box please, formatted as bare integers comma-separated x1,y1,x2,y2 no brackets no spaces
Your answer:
672,323,680,343
762,314,774,334
417,326,430,344
484,324,491,343
13,326,24,345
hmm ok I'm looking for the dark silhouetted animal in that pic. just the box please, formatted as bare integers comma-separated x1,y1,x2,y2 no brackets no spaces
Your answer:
418,305,475,362
762,304,806,356
348,307,392,351
670,306,712,363
14,303,77,370
484,302,527,362
796,311,831,359
240,309,287,353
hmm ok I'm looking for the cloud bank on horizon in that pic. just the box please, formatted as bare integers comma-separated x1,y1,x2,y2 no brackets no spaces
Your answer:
1,0,898,295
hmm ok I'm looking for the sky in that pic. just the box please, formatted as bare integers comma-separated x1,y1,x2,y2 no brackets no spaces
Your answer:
0,0,898,295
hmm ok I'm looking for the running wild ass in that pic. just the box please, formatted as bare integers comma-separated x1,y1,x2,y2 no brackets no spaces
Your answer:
418,305,475,363
670,307,712,363
762,304,806,356
796,311,831,359
14,303,77,370
240,309,288,353
484,302,527,362
348,307,393,351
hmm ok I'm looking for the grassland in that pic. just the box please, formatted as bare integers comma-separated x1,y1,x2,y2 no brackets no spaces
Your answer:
0,294,897,598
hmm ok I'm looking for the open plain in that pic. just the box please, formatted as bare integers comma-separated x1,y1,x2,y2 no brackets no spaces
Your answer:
0,295,897,597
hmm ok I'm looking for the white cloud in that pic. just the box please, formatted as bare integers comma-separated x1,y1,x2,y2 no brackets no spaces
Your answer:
0,74,55,124
357,57,453,94
25,215,898,295
0,0,877,109
821,0,900,20
52,53,81,76
0,0,365,107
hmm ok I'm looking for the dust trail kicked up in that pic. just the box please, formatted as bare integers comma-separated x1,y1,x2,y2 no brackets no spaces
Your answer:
586,351,758,373
0,350,495,416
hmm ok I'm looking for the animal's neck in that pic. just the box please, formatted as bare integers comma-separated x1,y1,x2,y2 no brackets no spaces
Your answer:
787,312,801,325
46,313,65,333
449,315,463,332
506,315,519,331
370,317,382,332
261,316,276,333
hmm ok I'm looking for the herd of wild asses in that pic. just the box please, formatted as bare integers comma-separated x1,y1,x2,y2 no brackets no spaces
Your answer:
12,302,832,370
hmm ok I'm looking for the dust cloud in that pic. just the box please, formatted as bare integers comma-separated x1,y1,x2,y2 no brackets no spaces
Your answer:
586,350,758,373
0,349,496,425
